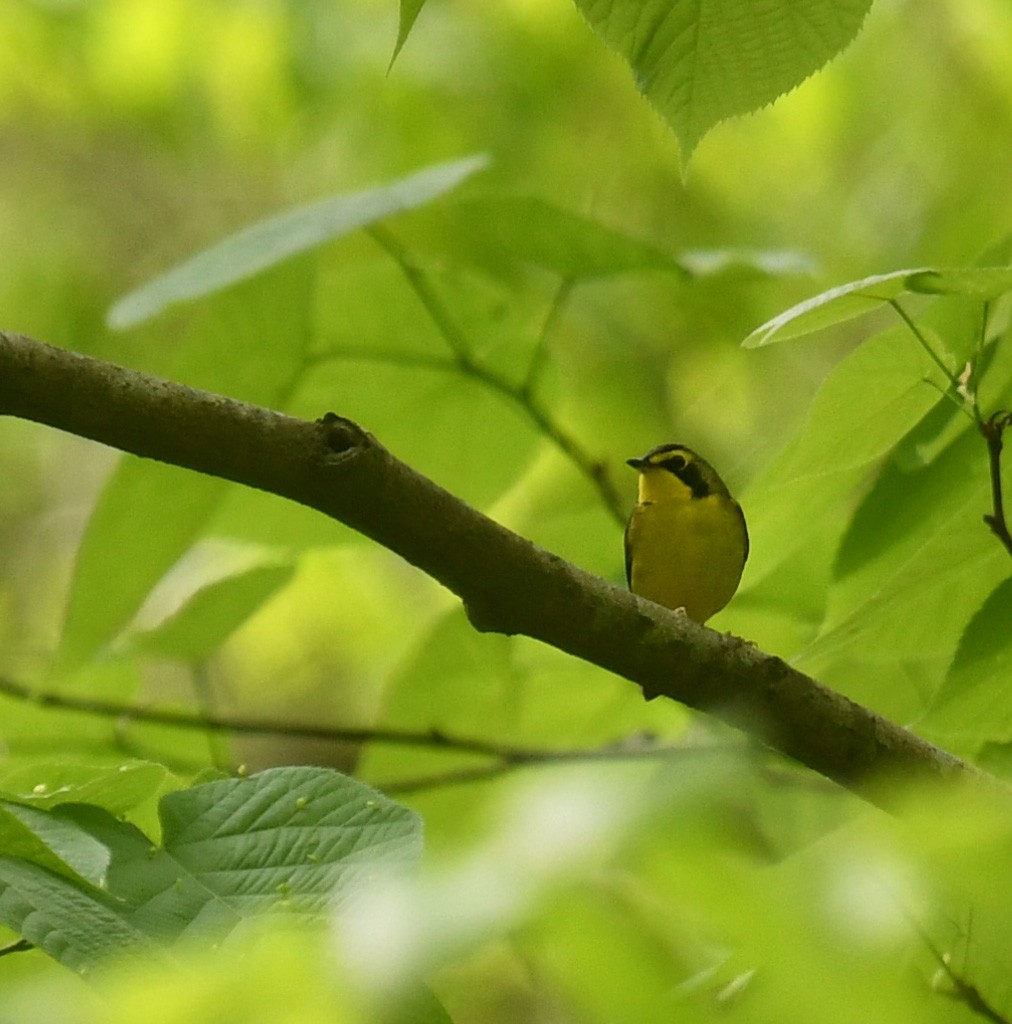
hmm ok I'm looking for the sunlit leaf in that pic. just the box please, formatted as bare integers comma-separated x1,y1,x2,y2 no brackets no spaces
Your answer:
743,269,929,347
108,154,489,328
0,761,169,819
744,266,1012,347
680,248,818,279
767,324,946,481
575,0,872,161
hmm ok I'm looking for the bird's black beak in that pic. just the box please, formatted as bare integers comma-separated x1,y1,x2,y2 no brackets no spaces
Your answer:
626,457,645,470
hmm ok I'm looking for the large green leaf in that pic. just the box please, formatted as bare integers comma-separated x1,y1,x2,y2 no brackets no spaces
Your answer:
57,463,227,671
575,0,872,160
127,557,296,662
60,264,312,669
792,429,1009,721
737,322,947,598
0,801,113,889
0,857,163,973
443,197,690,279
107,154,488,328
0,767,422,971
921,578,1012,754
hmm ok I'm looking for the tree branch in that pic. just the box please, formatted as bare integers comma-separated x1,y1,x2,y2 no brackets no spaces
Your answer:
0,331,993,811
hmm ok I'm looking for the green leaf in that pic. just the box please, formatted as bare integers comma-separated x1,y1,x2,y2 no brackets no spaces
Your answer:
770,324,946,481
294,260,546,512
792,432,1009,721
58,464,227,670
0,761,169,818
0,768,422,971
744,265,1012,347
921,578,1012,754
574,0,872,161
60,265,312,668
0,801,113,889
446,197,690,279
129,559,296,661
905,266,1012,298
121,767,422,941
107,154,489,328
0,761,174,852
0,857,162,973
389,0,428,70
743,269,929,347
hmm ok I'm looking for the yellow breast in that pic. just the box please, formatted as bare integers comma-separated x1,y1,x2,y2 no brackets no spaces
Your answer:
625,473,747,623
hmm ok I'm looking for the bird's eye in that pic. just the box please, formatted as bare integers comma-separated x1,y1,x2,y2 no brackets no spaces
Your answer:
668,455,686,471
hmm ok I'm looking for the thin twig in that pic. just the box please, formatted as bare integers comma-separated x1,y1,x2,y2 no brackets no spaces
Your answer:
381,738,722,794
889,298,1012,557
519,276,574,398
888,298,963,394
981,411,1012,558
366,226,626,524
0,674,690,769
0,674,525,758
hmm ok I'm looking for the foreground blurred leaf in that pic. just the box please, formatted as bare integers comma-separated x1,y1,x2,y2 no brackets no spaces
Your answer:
15,924,451,1024
575,0,872,161
0,767,422,972
108,154,488,328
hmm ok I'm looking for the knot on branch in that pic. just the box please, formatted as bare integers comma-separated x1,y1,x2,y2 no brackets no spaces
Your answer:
316,412,373,459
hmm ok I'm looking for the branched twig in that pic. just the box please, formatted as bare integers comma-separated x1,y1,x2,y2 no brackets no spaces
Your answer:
366,225,626,524
912,916,1010,1024
889,298,1012,559
888,298,963,393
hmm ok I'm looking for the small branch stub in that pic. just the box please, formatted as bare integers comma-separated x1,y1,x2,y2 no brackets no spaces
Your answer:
316,411,371,456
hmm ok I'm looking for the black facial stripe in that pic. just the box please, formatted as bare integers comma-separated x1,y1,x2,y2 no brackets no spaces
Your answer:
661,457,710,498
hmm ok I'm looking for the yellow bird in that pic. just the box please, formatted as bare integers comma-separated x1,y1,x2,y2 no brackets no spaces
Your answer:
625,444,748,623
